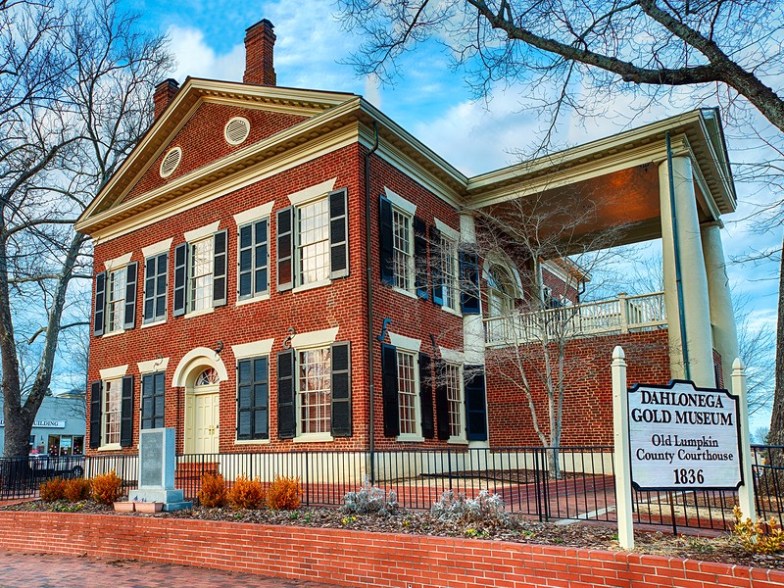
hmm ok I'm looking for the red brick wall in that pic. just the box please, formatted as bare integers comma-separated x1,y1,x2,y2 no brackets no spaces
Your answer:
91,144,369,453
486,330,671,446
0,512,780,588
123,103,307,201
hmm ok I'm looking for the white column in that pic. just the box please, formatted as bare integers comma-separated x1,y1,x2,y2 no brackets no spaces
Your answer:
701,221,739,386
460,212,488,449
659,155,715,386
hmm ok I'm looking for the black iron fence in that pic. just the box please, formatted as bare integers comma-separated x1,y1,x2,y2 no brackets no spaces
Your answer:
1,444,782,533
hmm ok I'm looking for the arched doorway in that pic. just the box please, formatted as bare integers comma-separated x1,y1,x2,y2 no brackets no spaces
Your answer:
185,367,221,454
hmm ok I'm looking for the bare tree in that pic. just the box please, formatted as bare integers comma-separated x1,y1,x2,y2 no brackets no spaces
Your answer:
0,0,171,458
338,0,784,447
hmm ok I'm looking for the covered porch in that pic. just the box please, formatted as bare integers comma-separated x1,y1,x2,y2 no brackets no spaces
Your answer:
463,109,738,387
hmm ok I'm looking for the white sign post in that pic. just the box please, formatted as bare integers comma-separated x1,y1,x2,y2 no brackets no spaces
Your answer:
628,380,742,492
612,346,634,550
733,359,757,519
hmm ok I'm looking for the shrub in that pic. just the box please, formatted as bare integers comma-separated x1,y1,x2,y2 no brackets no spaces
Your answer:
63,478,91,502
39,477,66,502
266,476,301,510
342,478,399,516
431,489,507,525
732,505,784,554
227,476,266,509
90,471,123,505
197,473,227,508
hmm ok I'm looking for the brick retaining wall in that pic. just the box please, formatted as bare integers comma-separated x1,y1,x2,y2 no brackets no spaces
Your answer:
0,511,781,587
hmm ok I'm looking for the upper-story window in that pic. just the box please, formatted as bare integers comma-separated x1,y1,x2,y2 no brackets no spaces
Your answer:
143,252,168,324
487,264,516,318
173,222,227,317
238,219,269,300
277,185,348,293
93,254,138,337
392,209,413,290
440,235,459,312
379,189,418,296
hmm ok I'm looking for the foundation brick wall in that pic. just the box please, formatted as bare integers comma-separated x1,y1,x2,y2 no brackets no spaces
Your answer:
0,512,781,588
486,330,671,446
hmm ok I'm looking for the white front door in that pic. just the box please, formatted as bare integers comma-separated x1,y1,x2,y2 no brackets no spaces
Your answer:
194,392,220,454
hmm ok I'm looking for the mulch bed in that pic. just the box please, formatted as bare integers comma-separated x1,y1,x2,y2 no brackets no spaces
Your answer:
3,500,783,570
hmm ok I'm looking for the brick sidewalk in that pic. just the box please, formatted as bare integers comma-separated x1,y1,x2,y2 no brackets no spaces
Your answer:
0,550,343,588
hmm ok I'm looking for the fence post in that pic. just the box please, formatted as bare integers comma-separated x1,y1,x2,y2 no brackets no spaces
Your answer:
617,293,629,334
733,358,757,520
612,345,634,549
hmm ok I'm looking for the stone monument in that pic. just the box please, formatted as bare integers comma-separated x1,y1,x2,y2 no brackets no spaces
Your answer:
129,428,191,511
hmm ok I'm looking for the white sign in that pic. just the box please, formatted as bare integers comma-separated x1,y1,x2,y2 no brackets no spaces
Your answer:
0,419,66,428
628,380,742,491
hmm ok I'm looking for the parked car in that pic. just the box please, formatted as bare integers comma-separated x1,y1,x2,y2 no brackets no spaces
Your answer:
28,454,85,478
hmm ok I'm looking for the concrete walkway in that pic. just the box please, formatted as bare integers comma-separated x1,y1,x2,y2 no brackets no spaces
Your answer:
0,550,342,588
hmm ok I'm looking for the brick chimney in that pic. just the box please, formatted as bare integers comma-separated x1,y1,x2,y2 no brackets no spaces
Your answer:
153,79,180,119
244,19,276,86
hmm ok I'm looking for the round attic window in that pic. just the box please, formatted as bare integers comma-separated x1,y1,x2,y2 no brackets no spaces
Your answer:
224,117,250,145
159,147,182,178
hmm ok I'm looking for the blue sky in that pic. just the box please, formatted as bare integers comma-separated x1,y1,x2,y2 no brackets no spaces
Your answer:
117,0,780,432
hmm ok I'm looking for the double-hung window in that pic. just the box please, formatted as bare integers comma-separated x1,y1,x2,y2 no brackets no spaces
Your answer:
379,189,419,296
443,363,465,441
276,336,351,441
89,373,134,449
143,252,168,324
392,209,413,290
440,235,459,312
93,255,138,337
396,350,420,437
238,219,269,300
276,187,348,292
173,223,227,317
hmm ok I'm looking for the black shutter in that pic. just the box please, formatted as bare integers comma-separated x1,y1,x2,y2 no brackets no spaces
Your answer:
331,342,351,437
153,372,165,428
277,350,296,439
459,249,481,314
173,243,188,316
379,195,394,285
89,381,102,449
123,262,138,329
238,224,253,298
141,374,153,430
277,207,293,291
435,360,450,440
213,230,227,307
414,216,428,300
465,366,488,441
430,226,444,306
120,375,134,447
237,359,252,440
237,358,268,440
143,258,155,322
381,343,399,437
254,220,269,295
419,352,434,439
329,188,349,279
93,272,106,336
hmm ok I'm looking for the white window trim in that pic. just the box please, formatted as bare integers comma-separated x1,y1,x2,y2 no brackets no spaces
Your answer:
292,278,331,294
104,253,133,273
439,232,461,314
287,178,337,207
291,327,338,350
388,332,421,352
184,221,220,243
185,305,214,318
439,347,465,364
233,202,274,227
100,376,123,449
384,187,416,216
391,206,415,295
294,197,332,290
434,218,459,241
235,293,270,307
141,238,173,259
99,365,128,380
235,438,271,446
159,147,182,178
443,362,467,444
293,432,334,443
231,338,275,361
105,266,129,336
137,357,170,374
224,116,251,145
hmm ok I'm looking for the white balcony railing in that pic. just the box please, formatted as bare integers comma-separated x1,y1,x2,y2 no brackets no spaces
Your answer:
484,292,667,346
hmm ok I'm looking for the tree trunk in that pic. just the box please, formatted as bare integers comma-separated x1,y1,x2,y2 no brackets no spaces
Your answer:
768,233,784,455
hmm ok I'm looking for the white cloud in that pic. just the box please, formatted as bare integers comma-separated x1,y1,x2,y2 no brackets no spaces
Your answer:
167,25,244,83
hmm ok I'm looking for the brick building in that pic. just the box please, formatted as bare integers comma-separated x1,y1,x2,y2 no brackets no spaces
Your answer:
75,19,738,457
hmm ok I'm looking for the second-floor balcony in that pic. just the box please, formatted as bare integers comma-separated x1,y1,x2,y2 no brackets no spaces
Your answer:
484,292,667,347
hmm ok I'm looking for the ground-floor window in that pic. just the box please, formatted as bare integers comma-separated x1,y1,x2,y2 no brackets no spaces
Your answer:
298,347,331,435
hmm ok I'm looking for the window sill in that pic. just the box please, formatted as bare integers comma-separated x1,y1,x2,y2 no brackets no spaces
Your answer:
447,437,468,445
97,444,122,452
236,293,270,307
234,438,270,446
392,286,417,300
292,279,331,294
101,329,125,339
396,434,424,443
185,306,215,319
293,433,334,443
441,305,462,318
141,319,166,329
